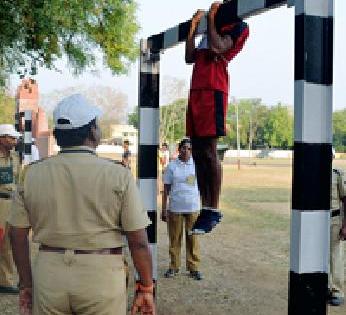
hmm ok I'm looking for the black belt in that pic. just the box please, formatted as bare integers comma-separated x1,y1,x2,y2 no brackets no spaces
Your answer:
331,209,340,217
0,192,11,199
39,245,122,255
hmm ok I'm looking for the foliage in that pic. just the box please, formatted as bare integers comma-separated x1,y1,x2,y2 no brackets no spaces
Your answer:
0,0,139,84
262,103,293,149
333,109,346,152
128,107,138,129
127,99,187,144
0,91,15,124
128,96,346,151
160,99,187,143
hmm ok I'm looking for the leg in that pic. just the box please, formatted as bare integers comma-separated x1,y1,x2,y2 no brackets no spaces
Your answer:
329,216,344,305
191,137,221,208
70,255,126,315
184,213,200,272
0,224,17,288
190,138,223,234
0,199,17,291
167,213,184,273
32,251,72,315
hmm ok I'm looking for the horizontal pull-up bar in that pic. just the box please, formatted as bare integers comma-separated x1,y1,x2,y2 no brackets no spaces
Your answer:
147,0,288,52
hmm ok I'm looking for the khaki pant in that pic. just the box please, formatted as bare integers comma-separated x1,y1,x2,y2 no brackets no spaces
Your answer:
168,212,200,272
32,251,126,315
329,214,344,298
0,199,16,287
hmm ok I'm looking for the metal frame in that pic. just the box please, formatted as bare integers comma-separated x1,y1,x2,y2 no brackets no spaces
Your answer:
138,1,334,313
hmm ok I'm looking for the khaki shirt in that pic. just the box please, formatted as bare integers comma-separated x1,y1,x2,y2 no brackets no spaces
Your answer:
9,146,150,250
0,150,21,195
331,168,346,210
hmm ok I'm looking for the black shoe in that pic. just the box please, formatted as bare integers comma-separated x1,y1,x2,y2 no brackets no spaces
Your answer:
190,271,203,281
164,268,179,278
0,285,19,294
190,208,223,235
328,295,344,306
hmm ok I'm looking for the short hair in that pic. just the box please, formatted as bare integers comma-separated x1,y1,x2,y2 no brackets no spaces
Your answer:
162,142,168,148
53,119,96,147
123,140,130,146
178,138,191,150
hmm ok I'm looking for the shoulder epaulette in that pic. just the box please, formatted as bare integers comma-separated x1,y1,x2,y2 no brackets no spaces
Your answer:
27,156,51,167
99,157,128,168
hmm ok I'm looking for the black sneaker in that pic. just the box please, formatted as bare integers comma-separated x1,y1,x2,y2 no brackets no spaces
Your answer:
0,285,19,294
190,271,203,281
164,268,179,278
190,208,223,235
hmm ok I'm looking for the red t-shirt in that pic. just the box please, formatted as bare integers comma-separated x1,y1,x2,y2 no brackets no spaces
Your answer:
190,23,249,93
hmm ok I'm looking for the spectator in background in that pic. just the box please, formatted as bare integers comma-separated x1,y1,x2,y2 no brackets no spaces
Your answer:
159,143,170,174
122,139,131,169
329,149,346,306
31,138,40,162
161,138,202,280
0,124,21,294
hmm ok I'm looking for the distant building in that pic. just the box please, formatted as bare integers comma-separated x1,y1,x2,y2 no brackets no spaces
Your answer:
109,124,138,150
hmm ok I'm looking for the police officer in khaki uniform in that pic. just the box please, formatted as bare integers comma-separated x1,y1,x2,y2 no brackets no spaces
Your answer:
8,94,156,315
0,124,20,294
329,150,346,306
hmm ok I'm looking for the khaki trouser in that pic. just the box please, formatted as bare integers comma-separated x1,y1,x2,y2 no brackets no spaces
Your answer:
32,250,126,315
168,212,200,272
329,214,344,298
0,198,16,287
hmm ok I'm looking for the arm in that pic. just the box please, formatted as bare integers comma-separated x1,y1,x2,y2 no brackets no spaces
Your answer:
340,197,346,240
9,227,32,314
127,230,156,315
208,2,234,55
185,10,205,64
161,184,171,222
126,229,153,286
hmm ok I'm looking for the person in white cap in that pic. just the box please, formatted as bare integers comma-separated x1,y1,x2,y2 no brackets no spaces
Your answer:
0,124,20,294
9,94,156,315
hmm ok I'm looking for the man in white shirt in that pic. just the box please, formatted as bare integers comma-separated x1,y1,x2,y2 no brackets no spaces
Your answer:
161,138,202,280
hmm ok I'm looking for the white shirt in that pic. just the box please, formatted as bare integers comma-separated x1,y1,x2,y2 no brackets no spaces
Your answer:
163,157,200,213
198,34,208,49
31,144,40,162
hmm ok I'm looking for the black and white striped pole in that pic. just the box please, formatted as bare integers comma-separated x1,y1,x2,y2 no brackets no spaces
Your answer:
138,39,160,285
289,0,333,314
23,110,32,165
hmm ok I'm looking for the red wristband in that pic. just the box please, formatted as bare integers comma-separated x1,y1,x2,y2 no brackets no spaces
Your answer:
135,282,154,294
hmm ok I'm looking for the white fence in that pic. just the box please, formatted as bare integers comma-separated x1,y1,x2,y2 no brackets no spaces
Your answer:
225,149,293,159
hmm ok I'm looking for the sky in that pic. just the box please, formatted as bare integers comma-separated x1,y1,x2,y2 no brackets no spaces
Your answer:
10,0,346,110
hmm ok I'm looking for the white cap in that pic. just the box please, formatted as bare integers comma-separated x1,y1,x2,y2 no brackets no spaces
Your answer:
0,124,21,138
53,94,102,130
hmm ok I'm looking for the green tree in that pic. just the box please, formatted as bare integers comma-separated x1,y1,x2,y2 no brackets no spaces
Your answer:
263,103,293,149
160,99,187,143
0,0,139,85
222,99,268,149
333,109,346,152
128,107,139,129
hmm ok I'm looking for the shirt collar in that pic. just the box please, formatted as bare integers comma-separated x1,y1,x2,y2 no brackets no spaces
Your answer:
177,157,193,165
59,146,96,154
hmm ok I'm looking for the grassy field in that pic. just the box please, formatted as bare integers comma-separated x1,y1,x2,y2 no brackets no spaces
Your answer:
1,158,345,314
158,161,346,315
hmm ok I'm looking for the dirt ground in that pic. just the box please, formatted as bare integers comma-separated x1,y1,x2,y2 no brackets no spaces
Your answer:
156,163,346,315
1,162,345,315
